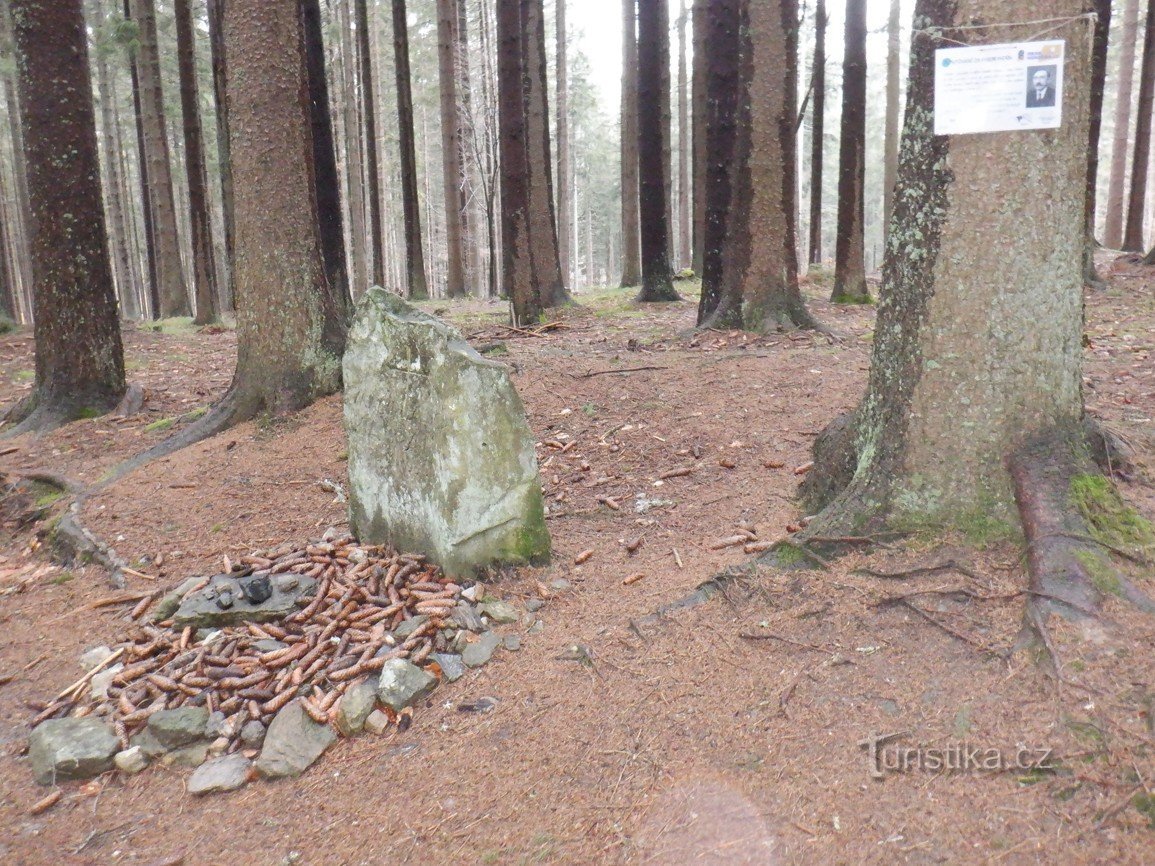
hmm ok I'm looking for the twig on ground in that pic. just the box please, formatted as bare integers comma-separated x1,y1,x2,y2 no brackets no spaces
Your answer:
738,631,837,654
897,599,996,654
853,559,981,581
573,365,669,379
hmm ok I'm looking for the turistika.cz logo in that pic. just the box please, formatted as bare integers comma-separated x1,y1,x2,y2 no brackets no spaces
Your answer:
859,732,1057,780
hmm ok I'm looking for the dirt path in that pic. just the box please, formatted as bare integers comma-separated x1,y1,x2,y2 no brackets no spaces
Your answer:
0,262,1152,865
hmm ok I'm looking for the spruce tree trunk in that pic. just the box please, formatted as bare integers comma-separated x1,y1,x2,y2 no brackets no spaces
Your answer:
130,0,189,317
882,0,901,237
354,0,384,288
831,0,869,303
0,3,33,309
619,0,641,288
437,0,467,298
391,0,429,298
456,0,480,293
556,0,572,291
690,0,706,275
1103,0,1140,250
1083,0,1111,285
206,0,235,313
126,0,159,319
676,0,691,271
635,0,678,302
1122,0,1155,252
336,0,367,299
8,0,125,431
808,0,826,265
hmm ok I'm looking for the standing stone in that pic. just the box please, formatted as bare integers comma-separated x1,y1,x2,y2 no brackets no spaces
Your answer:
255,701,337,779
29,718,119,784
344,290,551,578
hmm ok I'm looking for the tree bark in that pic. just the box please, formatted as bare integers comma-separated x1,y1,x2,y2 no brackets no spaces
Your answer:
808,0,826,265
882,0,901,239
7,0,125,431
1083,0,1111,286
206,0,235,313
556,0,572,291
130,0,189,317
1103,0,1140,249
690,0,706,275
619,0,641,288
335,0,367,299
0,3,33,310
391,0,429,298
437,0,467,298
1122,0,1155,252
676,0,691,271
831,0,869,303
635,0,678,302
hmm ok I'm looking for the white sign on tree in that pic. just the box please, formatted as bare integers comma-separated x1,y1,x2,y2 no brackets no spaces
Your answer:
934,40,1064,135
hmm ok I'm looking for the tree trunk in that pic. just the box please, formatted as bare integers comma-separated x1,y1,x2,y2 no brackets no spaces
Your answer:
831,0,869,302
619,0,641,288
676,0,691,271
353,0,383,289
130,0,189,317
882,0,901,238
175,0,219,325
635,0,678,302
456,0,480,293
7,0,125,431
391,0,429,298
1123,0,1155,252
437,0,467,299
695,0,740,324
1103,0,1140,249
1083,0,1111,286
710,0,816,333
556,0,572,291
0,2,33,310
206,0,235,313
497,0,540,324
690,0,706,275
808,0,826,265
799,0,1094,539
335,0,367,299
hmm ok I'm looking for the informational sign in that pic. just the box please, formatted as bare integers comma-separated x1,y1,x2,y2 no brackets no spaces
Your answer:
934,40,1064,135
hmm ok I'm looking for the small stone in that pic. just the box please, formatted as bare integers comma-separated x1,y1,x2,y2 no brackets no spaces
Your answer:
161,741,211,769
525,598,545,613
148,707,210,749
462,632,502,668
114,746,149,775
461,584,482,603
90,664,123,701
188,754,251,795
549,578,572,592
130,728,168,759
364,710,391,735
503,635,522,652
253,639,288,653
430,653,467,682
336,678,379,736
208,737,231,756
240,720,266,748
527,619,545,636
79,646,113,671
29,718,119,785
377,660,437,712
450,630,471,653
273,574,299,592
394,615,429,640
479,600,518,624
255,701,337,779
205,711,232,739
449,603,487,633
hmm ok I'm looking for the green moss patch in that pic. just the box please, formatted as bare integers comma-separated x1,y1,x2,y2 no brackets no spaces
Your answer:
1070,474,1154,550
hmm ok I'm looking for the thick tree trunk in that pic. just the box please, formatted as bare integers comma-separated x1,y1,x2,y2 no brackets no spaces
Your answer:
808,0,826,265
1122,0,1155,252
619,0,641,288
882,0,901,238
831,0,869,303
391,0,429,298
1103,0,1140,249
635,0,678,302
690,0,706,276
556,0,572,291
676,0,691,271
800,0,1093,539
130,0,189,317
437,0,467,298
7,0,125,431
175,0,219,326
695,0,740,324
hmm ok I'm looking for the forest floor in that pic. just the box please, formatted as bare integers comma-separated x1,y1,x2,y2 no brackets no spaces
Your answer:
0,256,1153,865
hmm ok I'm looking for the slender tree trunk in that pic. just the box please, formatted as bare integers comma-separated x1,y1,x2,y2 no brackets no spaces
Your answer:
882,0,901,238
8,0,124,431
676,0,691,271
124,0,159,319
456,0,479,293
635,0,678,301
0,3,33,307
1104,0,1140,249
336,0,367,298
1123,0,1155,252
130,0,190,317
205,0,234,313
619,0,641,287
556,0,572,291
1084,0,1111,285
391,0,429,298
690,0,706,275
808,0,826,265
831,0,869,302
355,0,383,288
437,0,467,298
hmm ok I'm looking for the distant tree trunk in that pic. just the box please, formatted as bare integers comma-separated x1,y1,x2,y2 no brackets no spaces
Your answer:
391,0,429,298
709,0,815,333
690,0,706,275
7,0,125,432
456,0,479,293
635,0,679,301
808,0,826,265
354,0,384,289
695,0,740,324
677,0,691,270
1122,0,1155,252
206,0,234,313
661,4,673,268
335,0,367,298
175,0,219,326
1083,0,1111,286
0,3,33,310
619,0,641,288
1104,0,1140,249
437,0,466,298
556,0,572,291
882,0,901,238
123,0,160,320
497,0,540,324
831,0,869,303
130,0,189,317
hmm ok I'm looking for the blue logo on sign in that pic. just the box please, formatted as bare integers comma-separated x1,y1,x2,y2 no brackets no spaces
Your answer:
942,58,952,67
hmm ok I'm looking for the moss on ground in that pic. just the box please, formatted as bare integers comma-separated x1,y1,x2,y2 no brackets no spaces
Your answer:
1070,474,1154,550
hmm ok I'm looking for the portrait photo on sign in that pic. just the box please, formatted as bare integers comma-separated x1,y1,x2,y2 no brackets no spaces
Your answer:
1026,65,1058,108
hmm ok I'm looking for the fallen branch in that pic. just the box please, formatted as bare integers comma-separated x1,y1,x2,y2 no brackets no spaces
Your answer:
738,631,837,654
573,365,669,379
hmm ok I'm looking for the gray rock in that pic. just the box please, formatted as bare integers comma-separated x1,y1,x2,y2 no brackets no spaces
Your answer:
207,736,231,756
527,619,545,636
160,741,211,769
188,754,251,795
462,632,502,668
130,728,169,759
29,718,119,784
172,574,316,630
449,602,487,633
431,653,467,682
255,701,336,779
148,707,210,749
114,746,149,775
205,711,231,739
503,635,522,652
450,630,471,653
336,678,379,736
479,600,519,624
376,659,438,712
90,664,123,701
79,645,113,671
549,578,572,592
364,710,391,735
393,615,429,640
152,576,204,623
240,720,266,748
344,289,551,579
461,584,483,602
525,598,545,613
253,639,288,653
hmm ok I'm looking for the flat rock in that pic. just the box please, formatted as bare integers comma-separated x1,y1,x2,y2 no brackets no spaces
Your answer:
130,728,168,759
114,746,149,775
160,741,211,769
449,602,487,633
462,632,502,668
431,653,467,682
377,659,437,712
479,600,519,624
152,576,203,623
336,678,379,736
255,701,336,779
148,707,209,749
394,615,429,640
188,754,251,795
503,635,522,652
344,289,551,579
29,718,119,785
173,574,316,630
